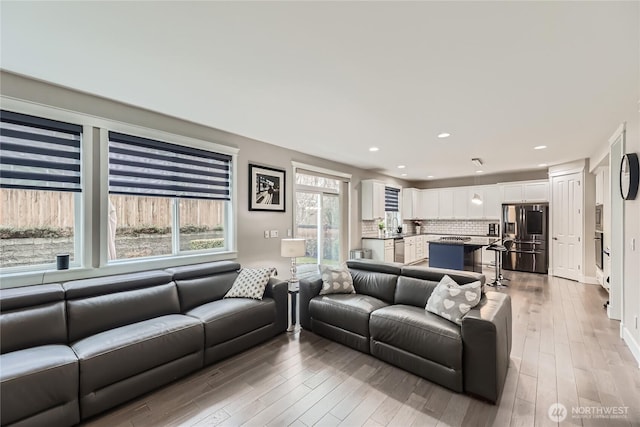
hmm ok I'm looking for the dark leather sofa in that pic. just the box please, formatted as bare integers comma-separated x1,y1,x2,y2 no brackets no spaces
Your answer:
0,261,287,426
299,259,512,403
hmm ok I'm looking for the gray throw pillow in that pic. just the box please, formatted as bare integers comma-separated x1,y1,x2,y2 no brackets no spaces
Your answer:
224,267,275,300
319,264,356,295
425,275,482,325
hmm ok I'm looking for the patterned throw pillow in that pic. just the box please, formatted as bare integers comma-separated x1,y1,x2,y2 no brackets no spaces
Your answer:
425,275,482,325
319,264,356,295
224,267,275,300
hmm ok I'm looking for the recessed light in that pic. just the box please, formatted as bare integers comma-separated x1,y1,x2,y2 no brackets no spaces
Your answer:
369,147,379,152
476,170,484,173
397,165,406,169
538,163,548,167
534,145,547,150
437,132,451,139
427,175,434,178
401,173,407,177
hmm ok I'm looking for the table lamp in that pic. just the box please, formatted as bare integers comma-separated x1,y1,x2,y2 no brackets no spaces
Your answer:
280,238,306,284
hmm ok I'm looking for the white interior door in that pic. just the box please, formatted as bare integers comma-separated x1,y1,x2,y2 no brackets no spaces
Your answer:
551,172,583,281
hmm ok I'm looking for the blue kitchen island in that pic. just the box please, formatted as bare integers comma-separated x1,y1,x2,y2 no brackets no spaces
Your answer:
429,236,498,273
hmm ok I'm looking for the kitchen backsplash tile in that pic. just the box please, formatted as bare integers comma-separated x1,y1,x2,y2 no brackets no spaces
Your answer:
362,219,496,237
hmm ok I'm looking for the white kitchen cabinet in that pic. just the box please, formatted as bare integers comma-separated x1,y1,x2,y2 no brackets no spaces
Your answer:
483,185,501,219
361,180,385,220
500,180,549,203
362,238,395,262
467,187,484,219
438,189,454,219
415,235,425,260
405,236,417,264
402,188,422,220
383,239,395,263
452,188,468,219
595,167,608,206
421,189,439,219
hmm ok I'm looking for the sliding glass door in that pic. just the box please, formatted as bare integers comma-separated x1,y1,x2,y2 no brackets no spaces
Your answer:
295,172,343,269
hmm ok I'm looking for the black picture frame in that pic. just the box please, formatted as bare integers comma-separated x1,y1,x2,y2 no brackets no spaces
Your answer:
249,164,286,212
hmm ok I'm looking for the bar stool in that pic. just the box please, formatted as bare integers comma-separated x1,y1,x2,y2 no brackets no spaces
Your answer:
486,243,508,288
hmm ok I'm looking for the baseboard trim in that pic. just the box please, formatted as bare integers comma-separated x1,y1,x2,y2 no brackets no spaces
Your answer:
579,275,599,285
622,326,640,368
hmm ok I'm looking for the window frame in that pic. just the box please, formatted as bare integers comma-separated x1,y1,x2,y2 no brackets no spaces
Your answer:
0,96,238,288
0,99,92,279
99,126,238,269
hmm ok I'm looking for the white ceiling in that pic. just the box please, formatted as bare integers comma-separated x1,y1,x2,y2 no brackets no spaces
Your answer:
1,1,638,181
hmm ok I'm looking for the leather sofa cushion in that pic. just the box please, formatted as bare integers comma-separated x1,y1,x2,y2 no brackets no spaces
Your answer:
1,300,67,354
349,270,398,304
401,266,485,286
167,262,241,311
64,270,174,299
1,345,78,426
66,282,181,342
187,298,275,347
0,283,64,311
370,305,463,370
72,314,203,394
309,294,388,337
394,276,438,308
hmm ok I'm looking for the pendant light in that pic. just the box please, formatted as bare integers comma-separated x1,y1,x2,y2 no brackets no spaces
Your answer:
471,158,483,205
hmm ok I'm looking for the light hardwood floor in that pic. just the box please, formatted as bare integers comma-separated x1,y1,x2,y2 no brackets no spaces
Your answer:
84,269,640,427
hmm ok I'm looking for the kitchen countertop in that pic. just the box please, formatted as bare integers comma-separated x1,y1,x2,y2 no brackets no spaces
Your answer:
362,233,500,243
428,236,500,246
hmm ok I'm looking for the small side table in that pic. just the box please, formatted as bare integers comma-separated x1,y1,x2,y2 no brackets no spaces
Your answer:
287,281,299,332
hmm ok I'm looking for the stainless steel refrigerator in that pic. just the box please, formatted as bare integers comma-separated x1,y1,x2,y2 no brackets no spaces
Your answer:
502,203,549,274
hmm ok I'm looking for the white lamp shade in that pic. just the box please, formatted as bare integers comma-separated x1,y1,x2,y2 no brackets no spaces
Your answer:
281,238,306,257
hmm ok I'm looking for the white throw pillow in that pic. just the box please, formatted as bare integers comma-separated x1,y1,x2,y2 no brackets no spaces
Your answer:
425,275,482,325
319,264,356,295
224,267,276,300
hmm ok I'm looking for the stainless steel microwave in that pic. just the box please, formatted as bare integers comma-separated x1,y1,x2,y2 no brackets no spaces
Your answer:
595,204,603,232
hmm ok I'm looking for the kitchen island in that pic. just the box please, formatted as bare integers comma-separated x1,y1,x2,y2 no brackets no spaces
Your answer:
429,237,499,273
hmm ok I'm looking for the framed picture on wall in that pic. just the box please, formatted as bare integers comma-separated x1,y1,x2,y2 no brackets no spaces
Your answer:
249,164,286,212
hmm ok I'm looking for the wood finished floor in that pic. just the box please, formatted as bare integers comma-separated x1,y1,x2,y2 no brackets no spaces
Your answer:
83,269,640,427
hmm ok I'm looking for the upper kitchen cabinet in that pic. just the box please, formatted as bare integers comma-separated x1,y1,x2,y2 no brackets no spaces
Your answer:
438,189,454,219
452,188,468,219
500,180,549,203
421,189,439,219
402,188,422,219
467,188,484,219
595,167,608,205
483,185,501,218
361,179,385,220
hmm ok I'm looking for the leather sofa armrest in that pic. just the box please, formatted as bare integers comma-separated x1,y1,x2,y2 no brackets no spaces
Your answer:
265,277,288,333
461,291,512,403
299,275,322,330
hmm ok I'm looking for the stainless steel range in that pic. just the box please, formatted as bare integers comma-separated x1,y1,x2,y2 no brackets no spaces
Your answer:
439,236,472,242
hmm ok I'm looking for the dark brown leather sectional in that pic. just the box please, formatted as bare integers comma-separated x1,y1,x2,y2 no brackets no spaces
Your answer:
0,261,287,426
299,259,512,403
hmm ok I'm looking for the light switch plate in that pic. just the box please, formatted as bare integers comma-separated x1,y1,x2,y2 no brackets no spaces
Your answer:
270,230,279,238
264,230,270,239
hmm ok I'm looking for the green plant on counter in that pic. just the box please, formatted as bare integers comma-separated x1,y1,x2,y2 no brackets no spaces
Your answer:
378,221,385,230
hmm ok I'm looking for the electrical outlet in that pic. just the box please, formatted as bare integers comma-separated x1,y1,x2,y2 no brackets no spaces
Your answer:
264,230,270,239
270,230,279,238
287,229,292,237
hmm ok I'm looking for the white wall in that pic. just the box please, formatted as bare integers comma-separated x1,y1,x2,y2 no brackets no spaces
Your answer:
0,71,409,282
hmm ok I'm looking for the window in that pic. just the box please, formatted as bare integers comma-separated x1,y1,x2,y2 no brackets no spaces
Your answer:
384,186,401,230
0,110,82,269
108,131,232,261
